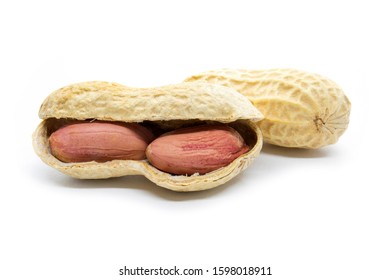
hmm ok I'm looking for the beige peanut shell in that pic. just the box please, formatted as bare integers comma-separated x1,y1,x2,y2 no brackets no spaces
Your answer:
185,69,351,149
33,81,263,192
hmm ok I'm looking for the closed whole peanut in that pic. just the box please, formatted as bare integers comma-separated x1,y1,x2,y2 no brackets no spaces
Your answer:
146,125,249,175
185,69,351,149
49,122,154,162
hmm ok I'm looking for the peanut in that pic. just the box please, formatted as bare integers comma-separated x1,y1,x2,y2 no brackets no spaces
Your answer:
185,69,351,149
34,81,263,191
49,122,154,162
146,125,249,175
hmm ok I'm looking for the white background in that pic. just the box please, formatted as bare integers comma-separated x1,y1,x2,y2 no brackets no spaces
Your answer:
1,0,389,279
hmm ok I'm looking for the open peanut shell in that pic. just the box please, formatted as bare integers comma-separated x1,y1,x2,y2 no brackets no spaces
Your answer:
33,81,263,191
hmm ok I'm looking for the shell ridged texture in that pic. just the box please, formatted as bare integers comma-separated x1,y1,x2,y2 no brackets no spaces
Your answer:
185,69,351,149
39,81,263,123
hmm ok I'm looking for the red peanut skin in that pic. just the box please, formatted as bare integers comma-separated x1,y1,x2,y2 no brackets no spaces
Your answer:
49,122,154,163
146,125,249,175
